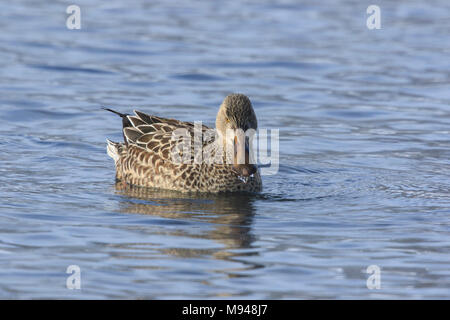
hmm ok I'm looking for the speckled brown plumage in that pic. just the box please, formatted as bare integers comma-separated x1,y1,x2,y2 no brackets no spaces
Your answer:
106,94,262,193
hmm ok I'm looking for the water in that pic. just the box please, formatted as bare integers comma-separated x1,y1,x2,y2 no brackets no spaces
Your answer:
0,0,449,299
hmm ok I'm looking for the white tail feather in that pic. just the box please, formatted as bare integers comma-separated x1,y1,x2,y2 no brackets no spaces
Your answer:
106,139,119,163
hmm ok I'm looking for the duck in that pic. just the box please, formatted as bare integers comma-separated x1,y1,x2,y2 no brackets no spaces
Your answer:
105,94,262,193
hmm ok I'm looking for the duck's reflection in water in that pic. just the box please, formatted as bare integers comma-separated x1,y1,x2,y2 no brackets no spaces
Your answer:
113,182,262,275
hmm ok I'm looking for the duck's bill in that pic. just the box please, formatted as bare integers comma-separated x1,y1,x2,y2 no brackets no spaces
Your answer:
237,173,255,184
232,135,257,178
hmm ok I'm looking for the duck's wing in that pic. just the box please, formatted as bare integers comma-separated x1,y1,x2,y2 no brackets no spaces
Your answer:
123,110,217,163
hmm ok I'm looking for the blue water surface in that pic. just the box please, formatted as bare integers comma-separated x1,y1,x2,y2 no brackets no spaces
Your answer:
0,0,449,299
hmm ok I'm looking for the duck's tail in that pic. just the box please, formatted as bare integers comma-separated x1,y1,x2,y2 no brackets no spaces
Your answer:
102,106,133,144
101,107,126,116
106,139,121,164
102,107,132,126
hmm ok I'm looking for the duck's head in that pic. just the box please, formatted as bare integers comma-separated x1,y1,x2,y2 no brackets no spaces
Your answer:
216,94,258,179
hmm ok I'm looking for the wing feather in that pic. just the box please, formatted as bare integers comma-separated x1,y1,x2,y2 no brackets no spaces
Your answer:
122,109,217,162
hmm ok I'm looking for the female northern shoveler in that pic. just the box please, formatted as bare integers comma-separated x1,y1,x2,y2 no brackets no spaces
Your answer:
105,94,262,193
